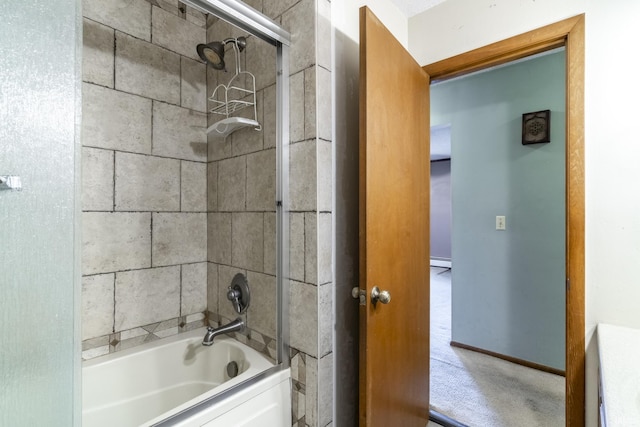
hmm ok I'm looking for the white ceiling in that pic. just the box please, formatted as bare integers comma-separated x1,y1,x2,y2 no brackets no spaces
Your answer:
388,0,448,17
388,0,451,160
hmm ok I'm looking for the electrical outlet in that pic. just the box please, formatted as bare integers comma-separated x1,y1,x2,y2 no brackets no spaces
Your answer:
496,216,506,230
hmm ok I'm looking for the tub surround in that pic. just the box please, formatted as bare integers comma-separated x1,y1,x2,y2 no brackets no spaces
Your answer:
81,0,334,425
81,0,208,359
204,2,334,426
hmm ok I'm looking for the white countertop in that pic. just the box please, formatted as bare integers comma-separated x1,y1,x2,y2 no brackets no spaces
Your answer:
597,323,640,427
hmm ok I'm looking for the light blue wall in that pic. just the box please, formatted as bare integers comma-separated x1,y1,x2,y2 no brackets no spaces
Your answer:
431,159,452,261
431,50,566,370
0,0,81,424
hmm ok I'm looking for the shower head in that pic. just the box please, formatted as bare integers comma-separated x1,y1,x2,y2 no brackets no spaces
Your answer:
196,36,247,70
197,41,225,69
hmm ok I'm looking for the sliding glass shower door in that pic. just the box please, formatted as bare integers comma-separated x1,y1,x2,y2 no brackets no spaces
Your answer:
0,0,81,424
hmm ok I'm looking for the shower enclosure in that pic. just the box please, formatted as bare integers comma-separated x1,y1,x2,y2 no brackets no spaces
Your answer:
1,0,291,424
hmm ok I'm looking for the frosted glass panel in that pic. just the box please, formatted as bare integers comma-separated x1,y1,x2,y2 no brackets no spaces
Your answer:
0,0,81,425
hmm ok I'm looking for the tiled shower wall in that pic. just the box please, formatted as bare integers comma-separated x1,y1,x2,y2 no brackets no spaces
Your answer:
204,15,279,361
80,0,334,425
205,1,334,426
80,0,209,359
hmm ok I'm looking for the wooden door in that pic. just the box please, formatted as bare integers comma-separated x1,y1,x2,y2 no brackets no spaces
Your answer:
359,7,431,427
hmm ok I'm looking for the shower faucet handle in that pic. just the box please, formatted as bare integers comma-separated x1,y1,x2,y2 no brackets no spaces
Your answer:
226,273,250,314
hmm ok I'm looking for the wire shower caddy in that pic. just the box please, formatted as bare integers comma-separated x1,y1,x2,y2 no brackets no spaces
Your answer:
206,40,261,137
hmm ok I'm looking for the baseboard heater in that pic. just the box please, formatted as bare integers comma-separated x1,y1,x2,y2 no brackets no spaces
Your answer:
429,409,469,427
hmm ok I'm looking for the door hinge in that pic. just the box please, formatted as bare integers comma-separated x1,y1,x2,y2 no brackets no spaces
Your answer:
566,278,570,292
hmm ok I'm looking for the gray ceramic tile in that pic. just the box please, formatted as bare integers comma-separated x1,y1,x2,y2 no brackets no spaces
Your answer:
207,262,219,315
318,282,333,357
153,317,179,332
218,265,246,321
316,66,332,142
82,335,110,351
290,140,317,211
318,352,334,426
185,312,205,324
244,35,276,91
246,272,276,339
208,132,232,161
231,90,264,156
206,59,218,105
152,6,205,60
154,326,179,338
181,262,207,315
82,147,114,211
317,0,331,71
217,156,246,211
246,149,276,211
208,213,232,264
290,351,306,385
82,212,151,275
305,212,317,284
82,83,152,154
82,273,115,340
232,212,264,272
263,84,276,149
289,213,305,282
82,18,114,87
115,152,180,211
263,213,276,275
206,19,247,49
290,71,305,143
290,281,318,357
152,213,207,266
305,355,318,427
152,0,180,17
317,212,332,285
120,327,147,341
282,0,315,75
292,388,306,423
181,57,207,113
186,5,207,28
181,161,207,212
82,336,110,356
304,67,316,140
317,139,332,212
83,0,151,41
152,101,207,161
115,32,180,104
207,162,218,212
115,266,181,331
118,334,151,351
263,0,297,18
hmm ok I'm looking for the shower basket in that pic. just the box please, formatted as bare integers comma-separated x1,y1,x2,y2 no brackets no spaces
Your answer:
206,41,261,138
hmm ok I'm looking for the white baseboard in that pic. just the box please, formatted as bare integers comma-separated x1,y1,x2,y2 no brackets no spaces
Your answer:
430,259,451,268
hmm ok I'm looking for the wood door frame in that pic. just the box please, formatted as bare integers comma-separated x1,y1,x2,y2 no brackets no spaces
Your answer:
423,15,585,426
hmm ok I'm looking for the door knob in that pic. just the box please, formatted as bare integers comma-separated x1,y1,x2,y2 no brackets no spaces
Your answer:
371,286,391,304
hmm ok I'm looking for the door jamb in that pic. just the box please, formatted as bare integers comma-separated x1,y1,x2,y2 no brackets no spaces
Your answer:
423,14,585,427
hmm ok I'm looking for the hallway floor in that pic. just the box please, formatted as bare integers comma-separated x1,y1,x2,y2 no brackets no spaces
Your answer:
429,267,565,426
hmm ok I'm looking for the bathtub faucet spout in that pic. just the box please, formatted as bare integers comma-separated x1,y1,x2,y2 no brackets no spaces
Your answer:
203,317,245,346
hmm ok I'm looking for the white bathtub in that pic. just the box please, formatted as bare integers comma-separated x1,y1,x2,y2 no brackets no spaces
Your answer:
82,328,291,427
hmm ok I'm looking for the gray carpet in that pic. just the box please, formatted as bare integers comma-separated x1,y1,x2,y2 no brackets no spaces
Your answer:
429,267,565,427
